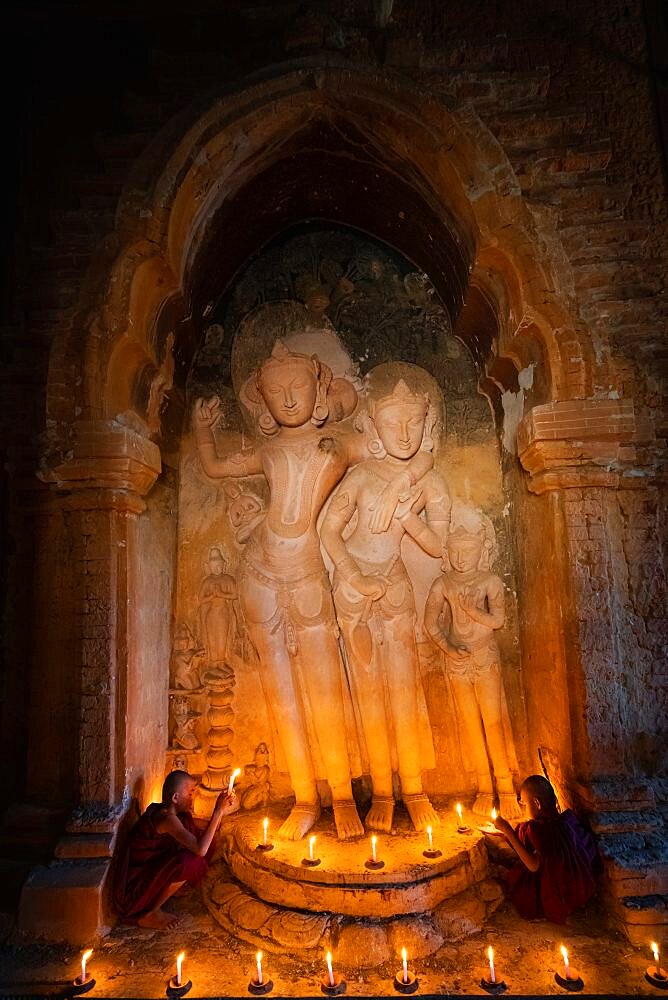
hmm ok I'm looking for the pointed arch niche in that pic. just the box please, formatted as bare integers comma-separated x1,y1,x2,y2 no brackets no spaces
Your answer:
42,65,592,828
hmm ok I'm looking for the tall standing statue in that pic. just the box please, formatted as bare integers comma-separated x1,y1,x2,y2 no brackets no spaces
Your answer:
424,507,520,818
193,342,433,839
198,547,237,671
321,368,450,832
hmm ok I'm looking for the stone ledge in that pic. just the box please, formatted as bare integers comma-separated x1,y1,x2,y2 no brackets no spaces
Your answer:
18,858,113,944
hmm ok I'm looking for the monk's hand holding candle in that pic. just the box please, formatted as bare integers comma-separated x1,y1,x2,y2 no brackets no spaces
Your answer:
215,789,240,817
493,814,514,836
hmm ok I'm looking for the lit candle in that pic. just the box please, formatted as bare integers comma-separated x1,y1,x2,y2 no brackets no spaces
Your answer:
326,951,335,987
309,835,316,861
456,802,463,823
176,952,185,988
560,945,570,980
371,835,377,863
491,807,497,821
81,949,93,984
256,951,263,986
427,826,433,850
651,942,660,973
402,947,408,985
487,946,495,984
263,817,269,845
227,768,241,794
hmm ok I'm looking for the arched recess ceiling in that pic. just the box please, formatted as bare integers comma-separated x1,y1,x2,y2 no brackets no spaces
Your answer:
186,116,477,350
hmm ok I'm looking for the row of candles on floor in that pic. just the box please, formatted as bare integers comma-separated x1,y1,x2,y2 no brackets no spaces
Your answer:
258,804,488,867
70,941,668,996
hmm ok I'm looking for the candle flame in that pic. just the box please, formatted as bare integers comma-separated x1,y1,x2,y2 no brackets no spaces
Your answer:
427,825,432,836
176,951,185,987
401,947,407,961
651,941,660,962
487,946,494,962
491,807,497,820
81,949,93,981
257,951,263,962
560,945,569,964
371,834,377,846
326,951,332,966
455,802,463,819
263,817,268,831
310,835,317,848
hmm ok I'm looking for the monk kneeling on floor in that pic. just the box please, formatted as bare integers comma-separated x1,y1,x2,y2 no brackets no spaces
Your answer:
113,770,238,929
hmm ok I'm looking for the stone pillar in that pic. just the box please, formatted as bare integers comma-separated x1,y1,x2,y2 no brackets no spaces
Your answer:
18,421,161,943
518,399,666,944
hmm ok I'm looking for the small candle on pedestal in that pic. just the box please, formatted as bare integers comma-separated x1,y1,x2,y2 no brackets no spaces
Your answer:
72,949,96,994
365,834,384,870
248,950,273,994
302,834,321,867
257,816,274,852
555,945,583,992
423,824,442,859
645,941,668,989
480,945,507,994
455,802,468,833
393,946,418,994
167,951,192,997
320,951,345,995
227,768,241,794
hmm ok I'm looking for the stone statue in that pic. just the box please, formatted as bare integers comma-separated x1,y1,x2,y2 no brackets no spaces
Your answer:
241,742,272,811
198,547,237,670
193,342,433,840
321,367,450,832
224,482,266,546
424,506,519,818
170,622,203,690
171,696,200,751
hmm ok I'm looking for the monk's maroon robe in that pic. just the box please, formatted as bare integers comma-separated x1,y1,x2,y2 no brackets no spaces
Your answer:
507,810,598,923
113,803,212,921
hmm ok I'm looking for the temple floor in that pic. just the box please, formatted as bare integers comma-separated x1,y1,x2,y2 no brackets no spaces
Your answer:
0,887,657,997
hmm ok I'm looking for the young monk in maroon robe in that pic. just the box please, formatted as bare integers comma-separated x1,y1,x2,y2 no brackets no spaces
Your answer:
113,770,238,928
493,774,599,923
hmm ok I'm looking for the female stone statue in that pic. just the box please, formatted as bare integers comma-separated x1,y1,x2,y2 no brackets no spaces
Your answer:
424,506,520,819
321,366,451,832
198,547,237,670
193,342,433,840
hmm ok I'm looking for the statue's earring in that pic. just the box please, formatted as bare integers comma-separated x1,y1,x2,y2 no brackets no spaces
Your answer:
312,378,329,426
421,403,437,452
258,401,279,436
357,411,387,457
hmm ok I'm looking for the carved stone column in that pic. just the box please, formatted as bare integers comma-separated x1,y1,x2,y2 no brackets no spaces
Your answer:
18,421,161,943
518,399,665,944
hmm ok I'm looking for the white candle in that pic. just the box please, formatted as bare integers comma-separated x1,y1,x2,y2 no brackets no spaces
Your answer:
371,835,377,863
560,945,570,980
326,951,335,987
491,807,497,821
256,951,263,986
427,825,433,850
487,945,495,984
81,949,93,983
456,802,463,824
263,817,269,845
401,947,408,984
227,768,241,794
651,941,660,972
176,952,185,988
309,835,316,861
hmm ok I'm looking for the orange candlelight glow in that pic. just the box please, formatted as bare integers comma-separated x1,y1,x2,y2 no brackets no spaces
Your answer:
256,951,263,985
560,945,570,980
176,951,185,988
262,817,269,845
426,825,433,850
227,768,241,794
326,951,335,987
81,949,93,983
487,945,495,984
651,942,660,966
309,835,316,861
401,947,408,984
371,834,377,863
455,802,463,822
491,807,497,821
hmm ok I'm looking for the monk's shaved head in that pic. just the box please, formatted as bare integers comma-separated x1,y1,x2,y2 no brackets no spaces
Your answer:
162,769,193,802
521,774,557,810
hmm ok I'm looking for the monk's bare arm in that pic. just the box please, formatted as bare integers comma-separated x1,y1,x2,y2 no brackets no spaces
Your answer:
193,397,263,479
156,792,238,857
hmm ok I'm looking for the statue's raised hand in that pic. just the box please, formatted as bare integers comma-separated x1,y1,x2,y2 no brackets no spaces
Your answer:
194,395,222,429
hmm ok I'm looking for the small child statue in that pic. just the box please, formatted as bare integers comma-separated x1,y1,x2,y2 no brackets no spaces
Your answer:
424,506,520,818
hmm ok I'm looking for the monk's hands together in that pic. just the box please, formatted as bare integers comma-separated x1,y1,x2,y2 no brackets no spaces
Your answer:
493,814,514,837
215,790,239,818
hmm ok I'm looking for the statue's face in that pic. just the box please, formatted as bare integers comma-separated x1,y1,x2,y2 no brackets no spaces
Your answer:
208,553,224,575
258,359,318,428
447,532,483,572
229,494,262,529
373,400,427,460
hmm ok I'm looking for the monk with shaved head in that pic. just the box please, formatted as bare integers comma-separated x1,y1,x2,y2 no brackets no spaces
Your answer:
113,771,238,928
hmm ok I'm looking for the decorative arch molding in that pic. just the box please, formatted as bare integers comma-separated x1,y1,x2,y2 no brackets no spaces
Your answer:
45,60,591,450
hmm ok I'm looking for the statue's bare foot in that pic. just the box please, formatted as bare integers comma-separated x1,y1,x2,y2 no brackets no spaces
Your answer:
333,799,364,839
137,908,179,929
472,792,495,816
366,795,394,832
278,802,320,840
498,791,522,820
404,792,440,832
